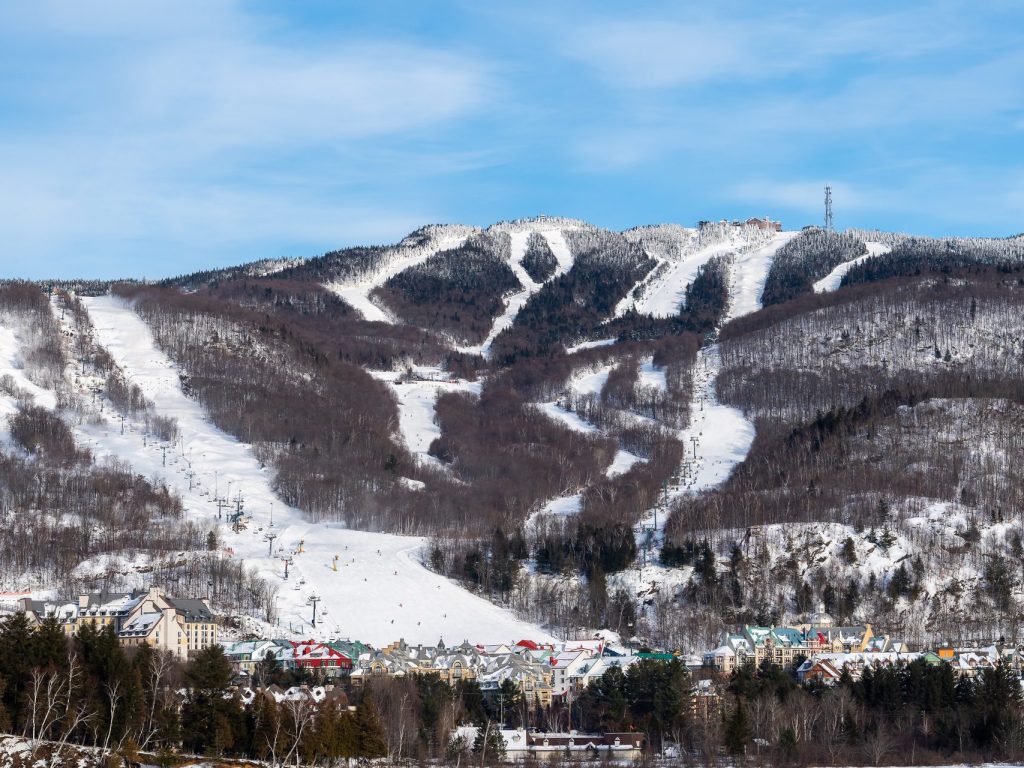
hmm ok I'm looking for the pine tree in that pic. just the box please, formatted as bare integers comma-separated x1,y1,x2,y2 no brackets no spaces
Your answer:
724,699,751,757
181,645,239,756
354,693,387,759
473,719,506,763
0,612,36,729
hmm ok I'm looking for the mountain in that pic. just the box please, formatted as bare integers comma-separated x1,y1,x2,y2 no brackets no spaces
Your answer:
2,216,1024,648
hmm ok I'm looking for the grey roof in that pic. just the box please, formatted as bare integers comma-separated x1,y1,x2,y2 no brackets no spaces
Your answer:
167,597,214,622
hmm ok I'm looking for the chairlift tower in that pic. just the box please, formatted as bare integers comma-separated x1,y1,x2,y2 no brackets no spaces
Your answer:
824,185,834,232
308,594,322,628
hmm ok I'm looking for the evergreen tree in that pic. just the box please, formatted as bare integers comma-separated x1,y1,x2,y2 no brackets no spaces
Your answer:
579,666,628,733
473,719,505,763
0,612,35,729
181,645,239,756
724,698,751,757
624,659,690,750
354,693,388,759
971,663,1021,751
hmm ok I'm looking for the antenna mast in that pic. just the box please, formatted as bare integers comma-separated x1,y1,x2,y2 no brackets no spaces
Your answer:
824,185,834,231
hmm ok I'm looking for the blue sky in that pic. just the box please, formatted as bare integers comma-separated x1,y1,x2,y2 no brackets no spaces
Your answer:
1,0,1022,278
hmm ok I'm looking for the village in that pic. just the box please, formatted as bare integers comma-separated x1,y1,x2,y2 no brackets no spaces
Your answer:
9,586,1024,762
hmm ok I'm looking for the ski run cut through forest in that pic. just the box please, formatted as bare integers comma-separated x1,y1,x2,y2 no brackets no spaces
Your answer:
5,216,1024,746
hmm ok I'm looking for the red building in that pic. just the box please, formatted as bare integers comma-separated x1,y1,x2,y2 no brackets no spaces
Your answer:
288,640,353,671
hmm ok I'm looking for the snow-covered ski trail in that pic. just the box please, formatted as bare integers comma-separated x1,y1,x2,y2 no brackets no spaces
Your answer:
725,231,799,321
77,294,554,645
0,321,58,445
463,228,574,359
615,231,801,599
325,228,474,324
813,241,891,293
369,367,480,469
625,241,736,319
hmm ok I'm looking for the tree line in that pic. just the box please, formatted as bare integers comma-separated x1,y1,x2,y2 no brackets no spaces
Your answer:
0,615,386,765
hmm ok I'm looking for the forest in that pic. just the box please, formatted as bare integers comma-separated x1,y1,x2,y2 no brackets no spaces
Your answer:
0,284,277,620
7,214,1024,672
4,614,1024,766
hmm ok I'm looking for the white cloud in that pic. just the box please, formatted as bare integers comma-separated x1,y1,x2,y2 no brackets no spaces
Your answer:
0,2,493,277
563,6,979,91
729,180,880,212
565,19,752,89
129,41,488,151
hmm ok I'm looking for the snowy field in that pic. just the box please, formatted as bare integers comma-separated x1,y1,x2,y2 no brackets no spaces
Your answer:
72,294,554,646
630,241,737,318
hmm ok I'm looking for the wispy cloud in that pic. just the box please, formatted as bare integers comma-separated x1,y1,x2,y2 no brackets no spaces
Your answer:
0,1,493,277
562,6,970,91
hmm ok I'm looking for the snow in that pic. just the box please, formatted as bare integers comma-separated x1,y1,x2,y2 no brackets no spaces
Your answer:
325,225,475,323
813,241,892,293
0,322,58,410
675,345,757,492
525,492,583,533
617,343,756,604
565,338,616,354
369,367,480,469
460,226,576,359
0,319,60,448
628,241,736,318
330,285,393,323
534,401,599,434
637,357,667,392
606,449,641,478
540,494,582,517
725,231,799,320
572,365,613,397
76,294,554,646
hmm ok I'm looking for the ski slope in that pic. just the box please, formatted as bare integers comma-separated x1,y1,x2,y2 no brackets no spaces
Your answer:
369,367,480,469
76,294,553,646
325,226,476,323
627,241,737,318
461,226,575,359
725,231,799,320
534,401,599,434
0,320,59,447
813,241,892,293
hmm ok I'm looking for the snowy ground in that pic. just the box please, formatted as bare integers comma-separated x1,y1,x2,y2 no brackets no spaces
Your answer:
637,356,667,391
534,401,599,434
369,367,480,469
73,294,553,646
724,231,799,320
606,449,641,478
565,338,616,354
459,224,576,359
627,241,737,318
0,319,58,446
813,241,892,293
612,222,788,601
611,342,757,612
325,226,476,323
